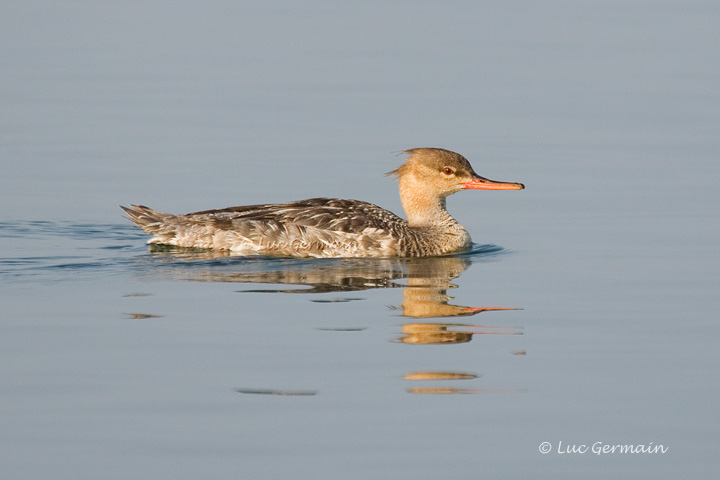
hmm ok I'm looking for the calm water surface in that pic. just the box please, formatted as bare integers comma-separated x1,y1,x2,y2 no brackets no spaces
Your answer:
2,1,719,478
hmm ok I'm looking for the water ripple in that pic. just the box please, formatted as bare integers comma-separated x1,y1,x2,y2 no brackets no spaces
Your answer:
0,221,144,282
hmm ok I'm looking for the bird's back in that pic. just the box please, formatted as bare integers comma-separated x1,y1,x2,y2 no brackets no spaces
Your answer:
122,198,409,257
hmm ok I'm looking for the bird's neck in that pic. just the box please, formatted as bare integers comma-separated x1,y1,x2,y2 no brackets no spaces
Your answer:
398,178,456,228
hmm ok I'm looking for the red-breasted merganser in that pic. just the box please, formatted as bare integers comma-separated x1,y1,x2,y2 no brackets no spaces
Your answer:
121,148,524,258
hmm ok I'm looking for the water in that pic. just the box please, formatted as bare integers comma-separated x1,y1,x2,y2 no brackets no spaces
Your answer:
2,1,719,478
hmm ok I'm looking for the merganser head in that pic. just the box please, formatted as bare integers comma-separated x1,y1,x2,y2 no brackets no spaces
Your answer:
388,148,524,197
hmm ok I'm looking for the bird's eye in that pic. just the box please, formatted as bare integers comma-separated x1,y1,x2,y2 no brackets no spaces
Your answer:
442,167,454,175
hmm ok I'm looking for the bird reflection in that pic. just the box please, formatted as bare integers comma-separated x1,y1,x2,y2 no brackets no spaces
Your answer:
142,244,516,320
139,245,524,394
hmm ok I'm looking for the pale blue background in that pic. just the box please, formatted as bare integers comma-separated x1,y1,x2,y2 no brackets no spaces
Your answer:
1,1,718,478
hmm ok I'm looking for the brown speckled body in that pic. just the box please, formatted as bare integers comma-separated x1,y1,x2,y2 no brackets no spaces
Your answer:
122,148,523,258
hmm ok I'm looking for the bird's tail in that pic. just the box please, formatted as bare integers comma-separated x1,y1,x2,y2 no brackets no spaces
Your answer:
120,204,175,236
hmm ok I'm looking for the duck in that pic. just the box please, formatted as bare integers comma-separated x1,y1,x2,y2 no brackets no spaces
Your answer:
121,148,524,258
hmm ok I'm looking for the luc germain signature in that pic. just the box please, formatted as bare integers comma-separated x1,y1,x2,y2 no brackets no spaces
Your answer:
539,441,668,455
